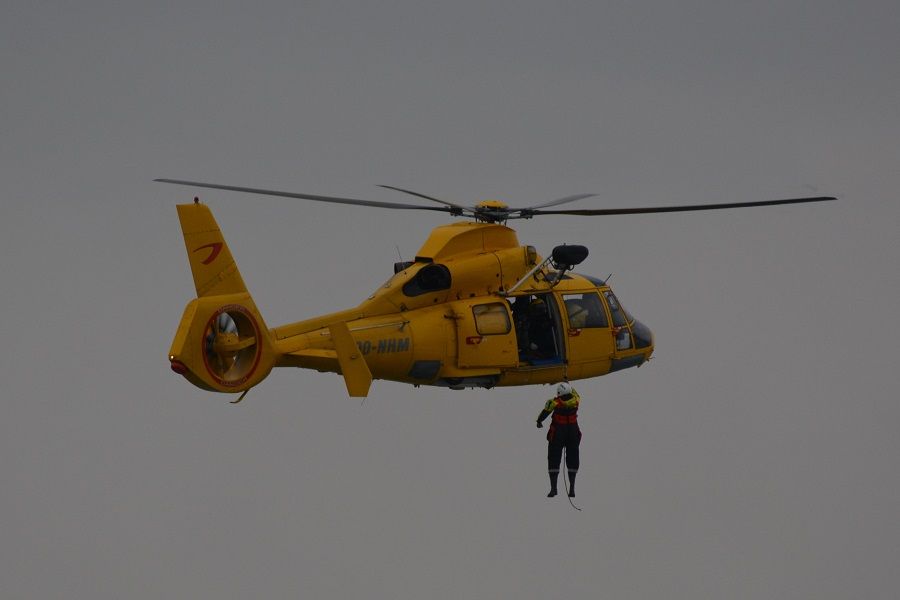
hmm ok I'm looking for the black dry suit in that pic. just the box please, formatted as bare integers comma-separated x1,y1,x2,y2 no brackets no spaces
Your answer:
537,391,581,497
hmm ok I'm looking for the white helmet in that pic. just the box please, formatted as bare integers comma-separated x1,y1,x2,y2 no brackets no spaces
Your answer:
556,382,573,396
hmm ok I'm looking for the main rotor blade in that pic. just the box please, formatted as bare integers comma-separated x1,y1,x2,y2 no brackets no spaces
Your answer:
377,184,467,209
519,193,597,211
155,179,455,213
530,196,837,216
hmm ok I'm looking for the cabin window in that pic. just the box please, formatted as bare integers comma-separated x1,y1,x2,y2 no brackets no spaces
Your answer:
402,264,451,297
473,303,511,335
563,293,609,328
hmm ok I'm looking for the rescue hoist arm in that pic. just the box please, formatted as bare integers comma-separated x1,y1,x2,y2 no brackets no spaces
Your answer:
503,244,589,295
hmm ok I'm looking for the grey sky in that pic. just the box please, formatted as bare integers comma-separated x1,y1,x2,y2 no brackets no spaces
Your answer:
2,2,898,598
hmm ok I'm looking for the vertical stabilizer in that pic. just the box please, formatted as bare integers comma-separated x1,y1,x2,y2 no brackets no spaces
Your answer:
177,202,248,297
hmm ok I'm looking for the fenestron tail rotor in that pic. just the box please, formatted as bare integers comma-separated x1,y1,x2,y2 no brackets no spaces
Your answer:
204,309,259,383
155,179,836,224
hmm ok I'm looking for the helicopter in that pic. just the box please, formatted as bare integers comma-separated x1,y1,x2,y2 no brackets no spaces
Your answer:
157,178,835,399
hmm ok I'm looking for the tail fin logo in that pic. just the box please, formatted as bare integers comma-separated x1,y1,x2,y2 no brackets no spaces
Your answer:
194,242,223,265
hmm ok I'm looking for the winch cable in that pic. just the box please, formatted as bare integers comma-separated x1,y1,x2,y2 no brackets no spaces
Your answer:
562,447,582,512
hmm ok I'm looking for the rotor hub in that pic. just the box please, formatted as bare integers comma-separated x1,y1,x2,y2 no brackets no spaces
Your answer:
473,200,512,223
475,200,509,210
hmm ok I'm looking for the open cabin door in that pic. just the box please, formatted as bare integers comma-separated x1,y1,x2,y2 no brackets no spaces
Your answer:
455,299,518,368
509,293,566,366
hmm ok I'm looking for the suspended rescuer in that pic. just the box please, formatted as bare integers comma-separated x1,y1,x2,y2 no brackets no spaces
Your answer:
536,382,581,497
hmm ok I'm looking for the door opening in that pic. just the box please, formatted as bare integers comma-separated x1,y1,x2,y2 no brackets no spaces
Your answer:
510,293,564,366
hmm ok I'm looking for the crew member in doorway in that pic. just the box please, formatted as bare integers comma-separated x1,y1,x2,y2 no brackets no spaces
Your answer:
536,382,581,497
527,297,555,358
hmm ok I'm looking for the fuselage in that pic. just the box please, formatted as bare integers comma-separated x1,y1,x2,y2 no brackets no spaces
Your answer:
271,221,654,389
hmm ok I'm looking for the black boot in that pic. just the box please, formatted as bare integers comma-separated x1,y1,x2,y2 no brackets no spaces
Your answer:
567,470,577,497
548,470,559,497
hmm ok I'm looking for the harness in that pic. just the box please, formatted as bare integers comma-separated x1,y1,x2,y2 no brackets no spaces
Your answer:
552,413,578,425
548,396,579,440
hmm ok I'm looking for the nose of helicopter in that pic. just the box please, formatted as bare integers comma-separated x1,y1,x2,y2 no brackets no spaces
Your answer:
631,318,655,357
609,317,654,372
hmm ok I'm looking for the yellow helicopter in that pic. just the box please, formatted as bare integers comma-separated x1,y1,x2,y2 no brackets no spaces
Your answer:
157,179,835,399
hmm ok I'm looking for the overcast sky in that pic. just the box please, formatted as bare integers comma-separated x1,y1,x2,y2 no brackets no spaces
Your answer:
2,2,899,598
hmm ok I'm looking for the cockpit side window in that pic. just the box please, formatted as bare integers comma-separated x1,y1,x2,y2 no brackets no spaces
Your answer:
563,293,609,328
603,290,628,328
603,290,634,349
402,264,451,297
